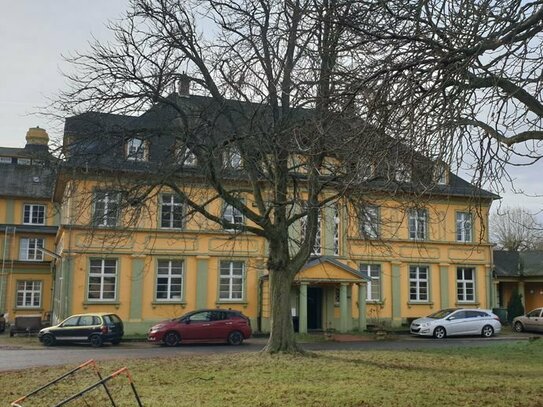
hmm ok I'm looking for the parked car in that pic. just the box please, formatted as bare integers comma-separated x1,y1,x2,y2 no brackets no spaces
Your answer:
148,309,252,346
0,313,5,333
410,308,501,339
38,313,124,347
513,308,543,333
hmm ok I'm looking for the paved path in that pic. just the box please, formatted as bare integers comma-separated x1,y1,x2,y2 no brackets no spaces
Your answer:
0,334,538,372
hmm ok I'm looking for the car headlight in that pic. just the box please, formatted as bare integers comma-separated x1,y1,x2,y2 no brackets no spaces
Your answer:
149,328,158,333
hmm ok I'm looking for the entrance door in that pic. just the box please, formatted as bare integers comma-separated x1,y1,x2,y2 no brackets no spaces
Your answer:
307,287,323,330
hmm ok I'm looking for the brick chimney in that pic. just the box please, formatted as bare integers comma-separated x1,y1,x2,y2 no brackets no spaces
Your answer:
178,73,191,97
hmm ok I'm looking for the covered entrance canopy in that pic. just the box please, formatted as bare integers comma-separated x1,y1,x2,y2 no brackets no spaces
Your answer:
294,257,369,333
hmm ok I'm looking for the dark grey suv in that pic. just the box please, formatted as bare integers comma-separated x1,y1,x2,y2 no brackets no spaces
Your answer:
38,313,124,347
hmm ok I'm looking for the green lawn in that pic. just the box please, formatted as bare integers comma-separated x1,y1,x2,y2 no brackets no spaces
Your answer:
2,341,542,406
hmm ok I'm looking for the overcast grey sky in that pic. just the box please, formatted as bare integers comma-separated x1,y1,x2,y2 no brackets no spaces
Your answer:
0,1,541,216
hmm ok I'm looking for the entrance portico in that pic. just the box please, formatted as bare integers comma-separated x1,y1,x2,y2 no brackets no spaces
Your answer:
294,257,369,333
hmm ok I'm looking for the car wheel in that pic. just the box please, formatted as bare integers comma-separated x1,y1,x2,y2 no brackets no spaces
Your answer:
41,333,56,346
227,331,244,346
513,321,524,333
90,335,103,348
433,326,446,339
163,332,180,347
481,325,494,338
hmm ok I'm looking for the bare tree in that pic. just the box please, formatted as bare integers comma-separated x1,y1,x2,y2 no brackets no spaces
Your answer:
491,207,543,251
344,0,543,192
52,0,487,354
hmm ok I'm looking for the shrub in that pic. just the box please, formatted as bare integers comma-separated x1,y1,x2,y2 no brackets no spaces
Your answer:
507,290,525,323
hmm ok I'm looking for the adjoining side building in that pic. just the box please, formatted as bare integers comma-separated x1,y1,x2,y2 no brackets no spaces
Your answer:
493,250,543,312
0,128,58,324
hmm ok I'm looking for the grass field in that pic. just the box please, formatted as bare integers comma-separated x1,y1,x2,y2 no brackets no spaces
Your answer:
2,340,542,406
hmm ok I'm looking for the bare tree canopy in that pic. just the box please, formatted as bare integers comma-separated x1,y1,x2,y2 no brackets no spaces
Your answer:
491,207,543,251
345,0,543,185
53,0,500,353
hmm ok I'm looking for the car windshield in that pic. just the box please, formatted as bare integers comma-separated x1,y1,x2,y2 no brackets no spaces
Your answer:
427,309,456,319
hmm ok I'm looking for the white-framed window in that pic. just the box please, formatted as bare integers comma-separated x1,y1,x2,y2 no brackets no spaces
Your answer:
88,259,117,301
23,204,45,225
457,267,475,302
334,287,341,305
360,205,380,239
93,192,120,227
333,205,340,256
17,158,31,165
224,147,242,169
219,261,244,300
178,147,197,166
395,163,411,182
222,203,244,230
456,212,473,242
19,238,44,261
408,208,428,240
434,162,448,185
0,156,12,164
156,260,184,301
16,280,42,308
353,159,374,181
160,194,184,229
361,264,381,301
409,265,428,302
126,137,148,161
300,208,322,255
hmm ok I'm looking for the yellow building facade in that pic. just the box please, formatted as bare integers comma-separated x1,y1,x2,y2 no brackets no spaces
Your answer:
51,172,495,334
0,128,58,325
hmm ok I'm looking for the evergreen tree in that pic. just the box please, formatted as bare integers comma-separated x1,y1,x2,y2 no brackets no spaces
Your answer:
507,291,525,323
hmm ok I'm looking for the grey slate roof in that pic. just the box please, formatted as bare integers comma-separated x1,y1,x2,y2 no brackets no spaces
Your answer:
493,250,543,278
62,93,498,200
0,163,56,199
519,251,543,277
493,250,521,277
0,143,50,159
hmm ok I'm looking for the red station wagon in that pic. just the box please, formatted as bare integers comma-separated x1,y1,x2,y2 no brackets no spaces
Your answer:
147,309,252,346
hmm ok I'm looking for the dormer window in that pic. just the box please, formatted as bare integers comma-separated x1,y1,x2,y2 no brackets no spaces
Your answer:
176,145,197,167
395,163,411,183
224,147,242,169
434,162,448,185
0,156,12,164
126,138,148,161
354,159,374,181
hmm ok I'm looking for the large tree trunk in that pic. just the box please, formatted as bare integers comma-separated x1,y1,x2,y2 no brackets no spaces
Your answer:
261,268,305,354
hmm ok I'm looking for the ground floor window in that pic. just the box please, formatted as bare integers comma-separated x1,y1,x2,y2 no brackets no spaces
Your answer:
457,267,475,302
156,260,184,301
409,265,428,302
88,259,117,301
219,261,244,300
16,280,42,308
360,264,381,301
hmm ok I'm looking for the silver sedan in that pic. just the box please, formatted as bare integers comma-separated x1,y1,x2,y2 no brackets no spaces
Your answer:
410,308,502,339
513,308,543,333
